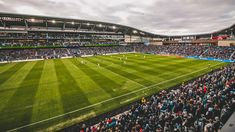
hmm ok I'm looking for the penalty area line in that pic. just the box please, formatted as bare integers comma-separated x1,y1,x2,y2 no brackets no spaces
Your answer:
7,63,222,132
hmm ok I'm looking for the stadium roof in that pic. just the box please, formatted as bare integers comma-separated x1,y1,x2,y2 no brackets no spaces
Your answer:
0,12,168,38
0,12,234,38
169,23,235,38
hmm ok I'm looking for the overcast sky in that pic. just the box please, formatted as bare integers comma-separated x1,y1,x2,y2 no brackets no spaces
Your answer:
0,0,234,35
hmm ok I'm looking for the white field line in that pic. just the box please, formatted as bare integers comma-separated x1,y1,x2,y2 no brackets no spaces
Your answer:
0,59,44,64
7,63,222,132
82,52,136,57
0,52,136,64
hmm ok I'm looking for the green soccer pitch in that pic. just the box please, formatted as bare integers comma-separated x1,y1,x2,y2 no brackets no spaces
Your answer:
0,53,228,131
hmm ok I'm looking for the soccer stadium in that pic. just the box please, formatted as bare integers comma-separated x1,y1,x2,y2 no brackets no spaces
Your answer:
0,1,235,132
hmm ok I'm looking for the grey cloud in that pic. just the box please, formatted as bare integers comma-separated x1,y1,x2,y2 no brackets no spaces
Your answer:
0,0,234,35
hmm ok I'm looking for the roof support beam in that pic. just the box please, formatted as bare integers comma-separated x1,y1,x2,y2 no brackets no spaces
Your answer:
45,20,48,29
0,18,6,28
63,22,66,30
113,28,118,33
91,25,95,31
24,19,28,29
103,26,107,32
113,26,120,33
77,23,82,30
123,28,129,35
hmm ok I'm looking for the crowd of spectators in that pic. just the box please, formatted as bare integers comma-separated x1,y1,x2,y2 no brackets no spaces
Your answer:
0,48,68,61
0,41,119,48
136,45,207,56
0,44,235,62
76,63,235,132
136,45,235,60
0,49,37,61
203,46,234,60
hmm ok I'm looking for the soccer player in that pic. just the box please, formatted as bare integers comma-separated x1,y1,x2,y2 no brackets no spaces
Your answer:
208,64,212,71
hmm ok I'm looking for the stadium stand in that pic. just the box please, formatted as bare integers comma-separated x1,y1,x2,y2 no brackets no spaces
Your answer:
1,45,235,62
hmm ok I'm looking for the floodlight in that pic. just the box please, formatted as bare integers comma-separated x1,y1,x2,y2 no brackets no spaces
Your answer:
71,22,75,25
52,20,56,23
87,23,90,26
31,19,35,22
98,24,102,27
112,26,116,29
133,30,138,34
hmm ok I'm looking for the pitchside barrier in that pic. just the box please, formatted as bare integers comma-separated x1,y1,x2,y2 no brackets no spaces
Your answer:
186,56,235,63
156,53,234,62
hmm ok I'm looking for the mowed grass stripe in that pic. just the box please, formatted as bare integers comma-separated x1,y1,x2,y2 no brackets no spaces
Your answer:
87,57,154,86
92,55,223,90
54,59,90,112
96,55,193,83
99,55,173,81
0,62,37,116
99,54,188,73
104,54,187,80
125,55,223,80
103,54,198,75
72,58,135,96
31,60,64,123
0,63,17,74
80,58,143,92
0,62,26,85
114,54,184,65
62,59,112,103
126,57,207,75
120,54,207,69
99,55,166,80
99,55,189,83
105,54,214,78
71,58,120,97
0,61,44,131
